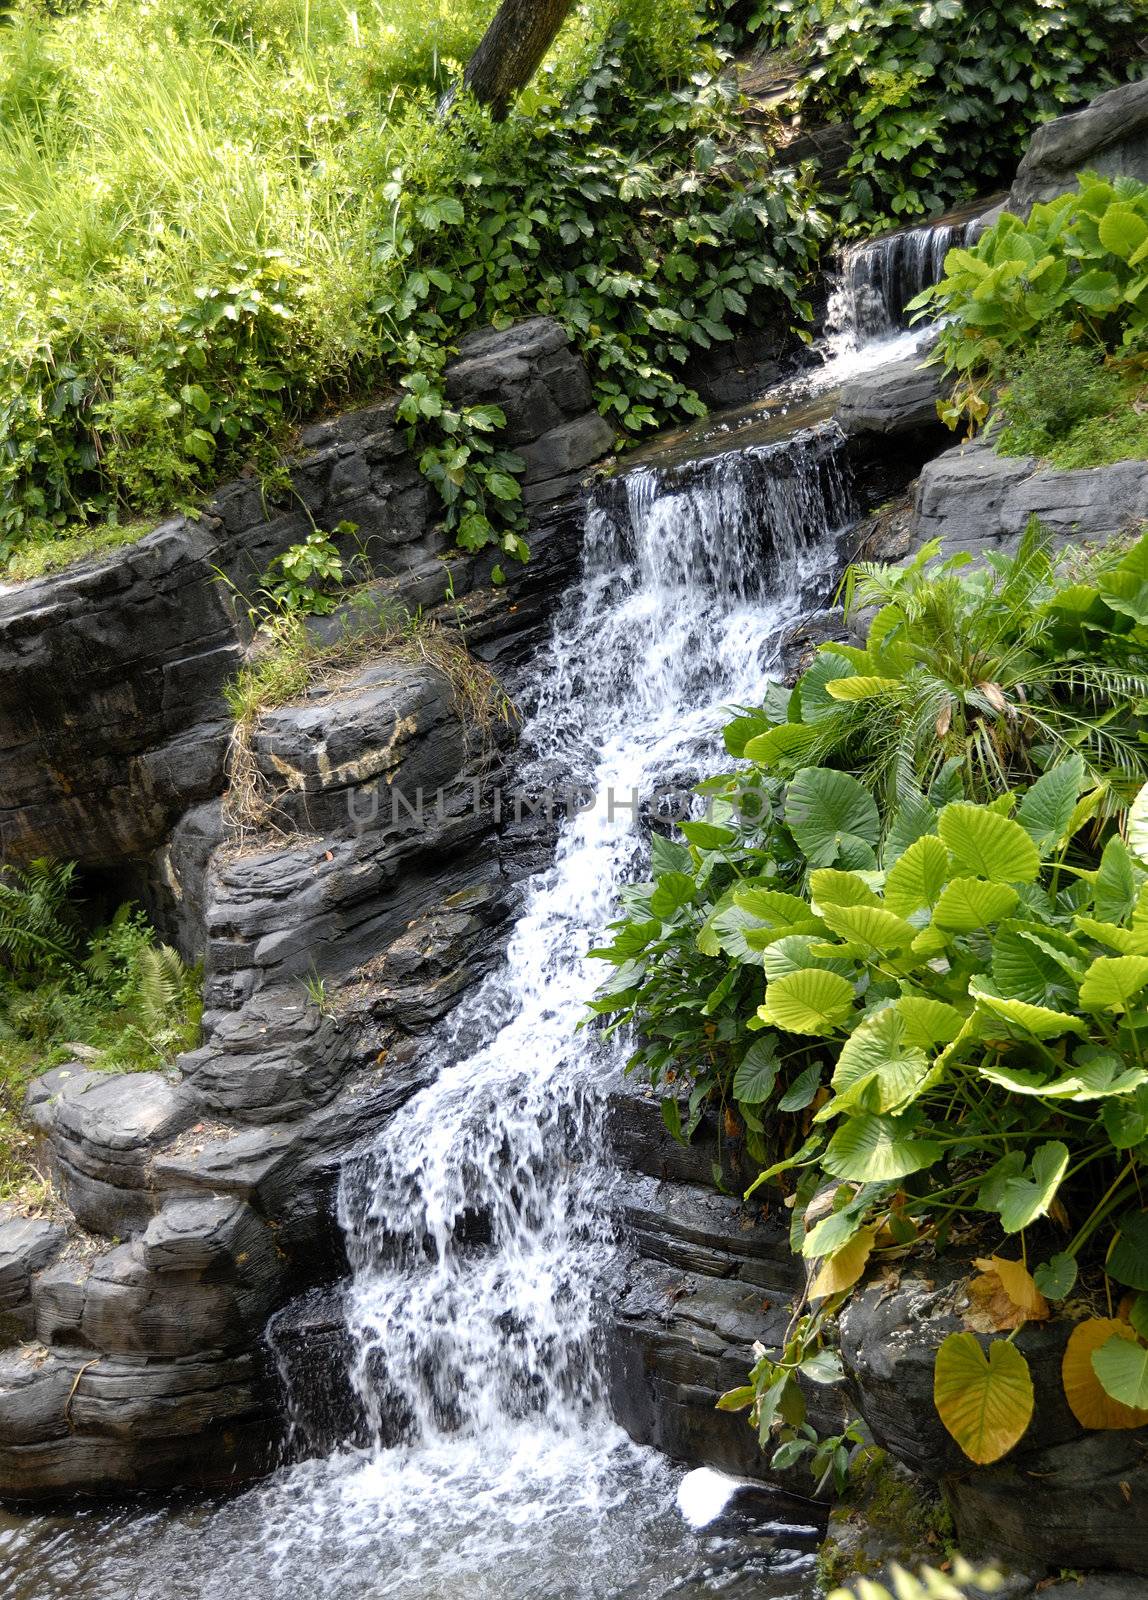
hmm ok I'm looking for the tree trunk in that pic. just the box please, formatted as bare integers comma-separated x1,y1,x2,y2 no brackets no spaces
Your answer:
461,0,577,120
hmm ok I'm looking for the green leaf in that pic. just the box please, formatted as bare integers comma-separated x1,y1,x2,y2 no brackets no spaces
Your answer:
808,870,879,909
649,872,695,918
1098,203,1148,263
818,902,918,954
938,802,1040,884
895,995,965,1047
778,1064,823,1112
680,821,736,850
823,675,901,701
661,1096,684,1144
1129,1294,1148,1340
970,979,1086,1039
1016,755,1085,853
1095,837,1139,923
998,1141,1069,1233
1079,955,1148,1014
1033,1253,1077,1301
1092,1333,1148,1409
785,767,880,869
934,1333,1034,1464
883,834,950,917
822,1113,941,1182
883,791,937,864
991,922,1077,1006
932,878,1019,932
1128,780,1148,868
733,1036,780,1104
1108,1211,1148,1291
760,968,855,1035
826,1005,930,1115
1103,1086,1148,1150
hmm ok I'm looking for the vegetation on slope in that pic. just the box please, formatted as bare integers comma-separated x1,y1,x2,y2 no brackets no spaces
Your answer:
0,0,1138,571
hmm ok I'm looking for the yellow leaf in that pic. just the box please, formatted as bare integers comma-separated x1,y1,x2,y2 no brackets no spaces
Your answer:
934,1332,1034,1463
965,1255,1049,1331
1062,1318,1148,1430
809,1226,876,1300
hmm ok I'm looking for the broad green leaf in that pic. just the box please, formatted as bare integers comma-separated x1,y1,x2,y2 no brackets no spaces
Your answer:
825,1005,930,1116
1103,1085,1148,1150
1108,1210,1148,1291
735,887,815,924
649,872,695,918
895,994,964,1047
1016,755,1085,853
802,1198,870,1259
762,935,854,980
883,834,950,917
883,791,938,865
785,767,880,869
979,1056,1146,1100
932,878,1018,932
1098,202,1148,262
823,675,901,701
1130,1294,1148,1340
778,1063,823,1112
969,979,1086,1039
938,803,1040,884
1093,1333,1148,1410
822,1113,941,1182
809,1226,876,1299
818,902,918,954
1129,779,1148,867
1033,1253,1077,1301
743,722,818,765
1073,916,1148,957
808,870,879,909
991,921,1080,1005
680,821,736,850
710,905,773,963
1095,836,1139,923
998,1141,1069,1233
733,1036,780,1104
760,968,855,1035
933,1333,1033,1463
1079,954,1148,1013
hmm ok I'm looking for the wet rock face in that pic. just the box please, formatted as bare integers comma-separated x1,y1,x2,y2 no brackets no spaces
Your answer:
0,316,608,870
839,1273,1148,1576
1010,77,1148,213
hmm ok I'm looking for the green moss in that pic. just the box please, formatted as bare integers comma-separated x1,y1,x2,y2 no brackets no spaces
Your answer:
816,1448,955,1590
3,518,155,582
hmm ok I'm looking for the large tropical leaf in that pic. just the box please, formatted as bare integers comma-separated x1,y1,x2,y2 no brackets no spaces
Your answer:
762,934,854,980
1079,954,1148,1013
1129,779,1148,867
759,968,855,1036
1094,836,1139,923
883,834,950,918
809,1226,876,1300
808,870,879,909
826,1005,931,1116
932,878,1018,932
818,902,918,954
821,1112,941,1182
733,1036,780,1104
1063,1318,1148,1429
938,803,1040,884
1107,1210,1148,1291
785,767,880,869
1015,755,1085,854
990,922,1078,1006
1092,1331,1148,1410
895,995,965,1047
969,979,1086,1039
997,1140,1069,1233
933,1333,1034,1463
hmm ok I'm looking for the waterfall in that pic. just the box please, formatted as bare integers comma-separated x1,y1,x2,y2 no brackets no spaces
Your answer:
825,215,980,354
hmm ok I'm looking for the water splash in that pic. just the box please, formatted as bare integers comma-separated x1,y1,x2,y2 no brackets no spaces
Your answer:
824,215,981,359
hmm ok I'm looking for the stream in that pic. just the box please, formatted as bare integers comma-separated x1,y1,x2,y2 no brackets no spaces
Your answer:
0,219,963,1600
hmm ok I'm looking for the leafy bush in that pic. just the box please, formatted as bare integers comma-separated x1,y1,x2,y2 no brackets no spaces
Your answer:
826,1561,1003,1600
592,532,1148,1479
740,0,1139,224
918,173,1148,435
0,0,827,569
730,526,1148,808
0,886,202,1197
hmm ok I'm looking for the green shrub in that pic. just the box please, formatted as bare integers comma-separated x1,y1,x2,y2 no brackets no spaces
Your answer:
592,530,1148,1480
0,0,827,569
918,173,1148,435
739,0,1139,224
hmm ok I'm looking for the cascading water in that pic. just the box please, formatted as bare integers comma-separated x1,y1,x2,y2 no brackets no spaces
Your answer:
0,425,853,1600
824,214,981,356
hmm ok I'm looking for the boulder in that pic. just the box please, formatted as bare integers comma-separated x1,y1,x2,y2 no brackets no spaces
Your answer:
835,352,945,438
912,439,1148,559
1011,78,1148,213
0,1215,66,1342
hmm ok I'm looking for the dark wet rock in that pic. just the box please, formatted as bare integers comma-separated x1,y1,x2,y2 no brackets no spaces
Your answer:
840,1272,1148,1575
0,1216,66,1342
0,317,609,873
603,1087,845,1489
912,439,1148,559
269,1284,371,1456
1011,77,1148,213
835,352,945,438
